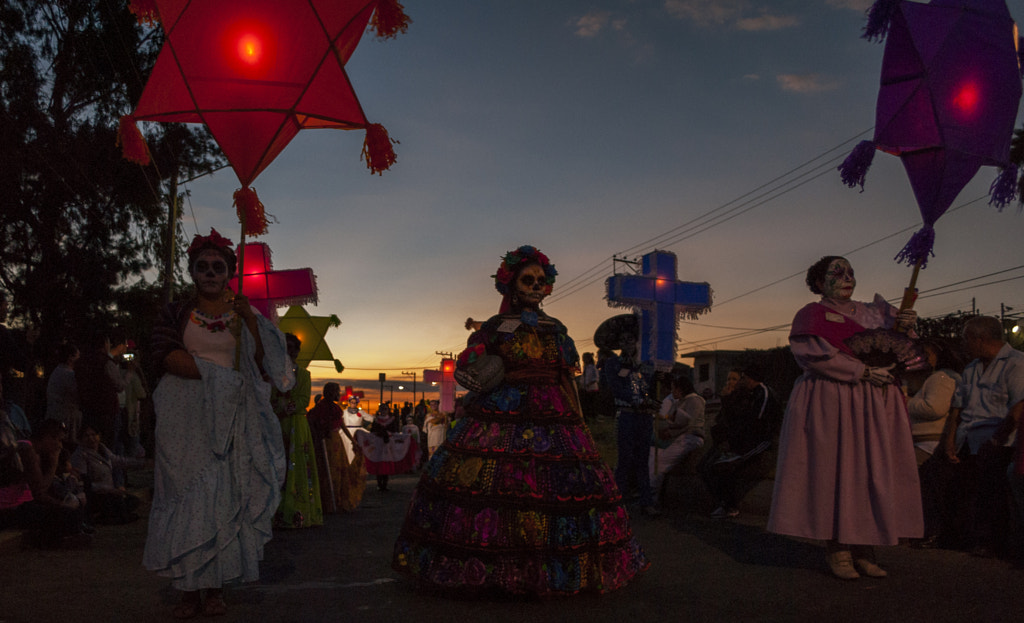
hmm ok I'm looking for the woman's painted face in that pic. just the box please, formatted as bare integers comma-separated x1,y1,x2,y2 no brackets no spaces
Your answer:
192,249,231,297
514,263,549,308
819,258,855,301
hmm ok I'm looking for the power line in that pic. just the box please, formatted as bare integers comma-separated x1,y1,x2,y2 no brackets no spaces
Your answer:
712,195,987,308
615,128,873,258
547,154,863,304
680,265,1024,349
916,273,1024,300
914,264,1024,298
545,129,874,305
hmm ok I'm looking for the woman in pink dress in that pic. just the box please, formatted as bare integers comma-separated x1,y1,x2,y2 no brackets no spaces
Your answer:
767,256,923,579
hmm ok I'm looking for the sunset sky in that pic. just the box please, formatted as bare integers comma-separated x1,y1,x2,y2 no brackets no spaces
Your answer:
173,0,1024,403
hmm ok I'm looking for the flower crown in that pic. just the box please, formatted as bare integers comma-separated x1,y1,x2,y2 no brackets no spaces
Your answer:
493,245,557,295
187,228,234,257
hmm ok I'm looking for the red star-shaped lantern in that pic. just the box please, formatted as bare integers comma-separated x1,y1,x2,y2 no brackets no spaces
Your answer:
121,0,409,233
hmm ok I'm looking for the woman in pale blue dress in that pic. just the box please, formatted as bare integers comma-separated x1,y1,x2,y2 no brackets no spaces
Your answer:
143,229,292,618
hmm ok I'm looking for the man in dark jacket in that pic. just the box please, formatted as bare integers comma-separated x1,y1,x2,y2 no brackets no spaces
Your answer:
699,366,782,519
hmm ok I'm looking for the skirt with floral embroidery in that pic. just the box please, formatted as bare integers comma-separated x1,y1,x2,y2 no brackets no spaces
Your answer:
391,377,649,596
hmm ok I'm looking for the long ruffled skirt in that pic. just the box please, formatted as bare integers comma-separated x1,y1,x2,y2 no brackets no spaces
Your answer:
392,382,648,596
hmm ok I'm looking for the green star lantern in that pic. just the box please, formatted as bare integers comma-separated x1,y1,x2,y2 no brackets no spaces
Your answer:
277,306,343,372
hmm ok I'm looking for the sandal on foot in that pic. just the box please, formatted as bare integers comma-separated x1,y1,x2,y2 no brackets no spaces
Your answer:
202,595,227,617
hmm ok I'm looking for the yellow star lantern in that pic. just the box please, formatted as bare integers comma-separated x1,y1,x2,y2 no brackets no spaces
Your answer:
277,306,343,372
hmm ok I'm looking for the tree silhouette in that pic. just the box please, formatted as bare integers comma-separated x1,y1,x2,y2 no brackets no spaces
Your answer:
0,0,224,378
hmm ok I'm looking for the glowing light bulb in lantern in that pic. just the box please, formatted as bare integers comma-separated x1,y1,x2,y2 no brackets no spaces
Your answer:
237,33,262,65
952,81,980,117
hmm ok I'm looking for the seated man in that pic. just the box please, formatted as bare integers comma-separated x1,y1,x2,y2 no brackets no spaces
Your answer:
648,376,705,507
937,316,1024,557
699,366,782,519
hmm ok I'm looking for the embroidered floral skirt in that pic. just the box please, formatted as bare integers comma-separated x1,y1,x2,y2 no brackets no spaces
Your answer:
392,382,649,596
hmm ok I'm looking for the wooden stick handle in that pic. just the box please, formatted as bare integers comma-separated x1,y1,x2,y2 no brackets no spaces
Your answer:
899,258,922,313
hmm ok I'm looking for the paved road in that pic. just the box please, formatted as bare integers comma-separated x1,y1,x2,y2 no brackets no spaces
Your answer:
1,470,1021,623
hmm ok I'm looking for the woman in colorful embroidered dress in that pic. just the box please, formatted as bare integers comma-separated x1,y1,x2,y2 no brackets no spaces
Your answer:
143,229,292,619
767,256,923,580
273,334,323,529
392,245,649,596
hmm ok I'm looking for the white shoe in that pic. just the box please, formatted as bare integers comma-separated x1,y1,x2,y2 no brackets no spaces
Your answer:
827,550,860,580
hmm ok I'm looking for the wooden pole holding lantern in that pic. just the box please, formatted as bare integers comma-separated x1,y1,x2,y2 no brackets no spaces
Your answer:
896,258,923,334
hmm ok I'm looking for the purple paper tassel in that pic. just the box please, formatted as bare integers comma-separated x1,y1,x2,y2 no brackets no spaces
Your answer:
894,225,935,269
862,0,901,42
988,165,1019,210
838,140,876,191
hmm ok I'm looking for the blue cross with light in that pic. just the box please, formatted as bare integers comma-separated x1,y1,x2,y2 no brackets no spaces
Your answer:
605,250,712,371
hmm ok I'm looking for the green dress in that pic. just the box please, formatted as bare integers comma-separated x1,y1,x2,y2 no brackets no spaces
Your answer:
274,366,324,528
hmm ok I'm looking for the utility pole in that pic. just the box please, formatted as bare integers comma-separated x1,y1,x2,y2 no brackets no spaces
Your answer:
402,370,418,403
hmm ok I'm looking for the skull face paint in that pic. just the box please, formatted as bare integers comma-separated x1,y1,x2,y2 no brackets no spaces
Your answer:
514,263,549,309
819,258,856,302
192,249,231,298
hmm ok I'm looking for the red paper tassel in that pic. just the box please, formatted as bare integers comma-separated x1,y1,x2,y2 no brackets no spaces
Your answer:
372,0,411,39
361,123,398,175
128,0,159,26
118,115,150,166
233,187,269,237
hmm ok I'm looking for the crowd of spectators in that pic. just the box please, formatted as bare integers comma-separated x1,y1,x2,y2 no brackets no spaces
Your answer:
0,313,151,550
2,285,1021,574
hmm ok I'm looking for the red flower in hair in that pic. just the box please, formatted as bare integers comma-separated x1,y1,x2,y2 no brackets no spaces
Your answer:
492,245,557,296
187,228,234,257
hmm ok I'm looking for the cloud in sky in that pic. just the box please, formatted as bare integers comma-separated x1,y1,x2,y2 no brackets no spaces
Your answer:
574,10,612,37
572,10,651,62
826,0,874,11
663,0,799,30
736,13,800,31
776,73,841,93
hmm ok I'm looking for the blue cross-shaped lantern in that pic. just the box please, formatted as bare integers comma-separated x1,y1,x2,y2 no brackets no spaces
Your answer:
605,250,712,371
